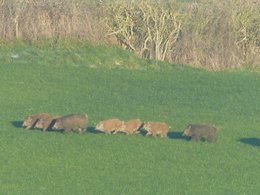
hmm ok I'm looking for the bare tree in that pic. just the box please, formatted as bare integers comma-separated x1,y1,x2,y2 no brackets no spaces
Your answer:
103,0,182,61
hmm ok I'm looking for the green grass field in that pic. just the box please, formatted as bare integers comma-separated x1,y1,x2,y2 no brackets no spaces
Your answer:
0,42,259,194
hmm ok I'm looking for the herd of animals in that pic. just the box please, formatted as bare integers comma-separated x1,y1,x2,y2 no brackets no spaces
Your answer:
22,113,218,142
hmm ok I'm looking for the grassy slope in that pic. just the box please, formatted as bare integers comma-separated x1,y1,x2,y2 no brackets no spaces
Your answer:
0,43,259,194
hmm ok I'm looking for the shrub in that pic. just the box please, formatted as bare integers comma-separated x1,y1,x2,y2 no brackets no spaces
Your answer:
0,0,103,42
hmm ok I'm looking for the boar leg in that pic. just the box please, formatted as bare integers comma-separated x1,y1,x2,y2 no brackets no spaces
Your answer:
162,132,168,138
208,134,216,142
122,130,129,135
123,131,129,135
134,130,140,135
191,136,200,141
64,128,71,134
78,128,84,134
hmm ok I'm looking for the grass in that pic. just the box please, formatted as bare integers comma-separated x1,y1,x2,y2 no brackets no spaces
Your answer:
0,42,259,194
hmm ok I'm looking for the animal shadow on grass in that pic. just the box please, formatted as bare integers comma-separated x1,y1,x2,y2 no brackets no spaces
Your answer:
238,138,260,147
11,121,23,128
139,129,148,136
86,126,103,134
167,131,190,141
11,120,45,132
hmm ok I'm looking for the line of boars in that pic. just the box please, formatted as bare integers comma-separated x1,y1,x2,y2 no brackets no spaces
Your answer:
22,113,217,142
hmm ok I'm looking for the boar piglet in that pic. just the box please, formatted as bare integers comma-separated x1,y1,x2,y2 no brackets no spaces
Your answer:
143,122,169,138
53,114,88,134
35,116,60,131
95,118,123,134
121,119,144,135
182,124,217,142
23,113,52,129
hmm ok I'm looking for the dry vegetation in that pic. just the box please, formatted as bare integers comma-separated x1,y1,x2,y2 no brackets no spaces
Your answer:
0,0,259,70
0,0,102,42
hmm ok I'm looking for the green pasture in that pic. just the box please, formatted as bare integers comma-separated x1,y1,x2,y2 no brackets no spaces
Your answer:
0,42,259,194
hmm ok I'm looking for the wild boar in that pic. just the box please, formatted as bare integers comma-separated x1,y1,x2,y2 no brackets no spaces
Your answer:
143,121,169,138
95,118,123,134
121,119,144,135
52,114,88,134
35,116,60,131
182,124,217,142
22,113,52,129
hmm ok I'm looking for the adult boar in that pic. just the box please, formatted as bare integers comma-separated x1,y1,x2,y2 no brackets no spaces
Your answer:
182,124,217,142
53,114,88,134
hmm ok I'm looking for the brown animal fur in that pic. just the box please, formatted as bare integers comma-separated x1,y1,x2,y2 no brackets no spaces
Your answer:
143,122,169,138
182,124,217,142
35,116,60,131
22,113,52,129
52,114,88,134
95,118,123,134
120,119,144,135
